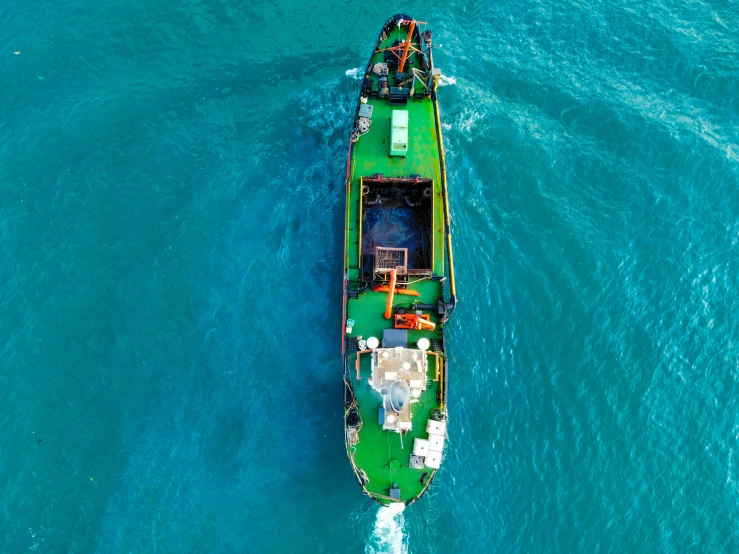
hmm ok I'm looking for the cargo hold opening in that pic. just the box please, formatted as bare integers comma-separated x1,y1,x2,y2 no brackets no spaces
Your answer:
360,177,433,277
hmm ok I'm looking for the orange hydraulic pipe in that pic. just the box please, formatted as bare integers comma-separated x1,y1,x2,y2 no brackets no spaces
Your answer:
398,20,415,74
413,317,436,330
384,269,397,319
373,286,421,297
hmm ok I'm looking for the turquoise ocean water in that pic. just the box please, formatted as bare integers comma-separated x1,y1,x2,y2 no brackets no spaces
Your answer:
2,1,739,552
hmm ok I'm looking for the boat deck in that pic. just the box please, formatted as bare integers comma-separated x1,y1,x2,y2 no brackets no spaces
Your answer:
346,98,446,274
343,16,452,505
346,283,443,501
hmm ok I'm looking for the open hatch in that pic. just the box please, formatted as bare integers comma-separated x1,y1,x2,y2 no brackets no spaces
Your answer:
360,177,434,281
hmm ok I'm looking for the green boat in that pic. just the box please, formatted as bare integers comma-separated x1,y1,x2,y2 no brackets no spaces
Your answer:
342,14,457,506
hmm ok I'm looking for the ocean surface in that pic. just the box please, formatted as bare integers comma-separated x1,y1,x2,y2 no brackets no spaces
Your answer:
1,1,738,552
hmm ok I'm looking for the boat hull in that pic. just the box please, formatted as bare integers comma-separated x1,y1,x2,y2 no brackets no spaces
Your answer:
341,14,456,506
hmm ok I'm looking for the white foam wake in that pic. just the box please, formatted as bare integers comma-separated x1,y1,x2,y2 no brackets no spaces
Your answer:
366,504,408,554
346,67,363,79
437,74,457,86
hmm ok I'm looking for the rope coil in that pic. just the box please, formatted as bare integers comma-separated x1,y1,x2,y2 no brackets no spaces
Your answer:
357,117,371,133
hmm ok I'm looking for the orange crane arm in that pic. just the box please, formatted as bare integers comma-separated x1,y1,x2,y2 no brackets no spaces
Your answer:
398,20,415,74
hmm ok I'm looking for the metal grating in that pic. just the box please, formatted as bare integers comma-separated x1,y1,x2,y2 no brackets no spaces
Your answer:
374,247,408,275
346,337,358,354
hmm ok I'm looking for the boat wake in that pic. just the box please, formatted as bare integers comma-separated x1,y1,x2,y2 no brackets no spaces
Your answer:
437,74,457,86
366,504,408,554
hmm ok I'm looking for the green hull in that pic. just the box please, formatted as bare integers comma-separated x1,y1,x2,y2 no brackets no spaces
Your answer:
342,15,456,506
